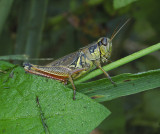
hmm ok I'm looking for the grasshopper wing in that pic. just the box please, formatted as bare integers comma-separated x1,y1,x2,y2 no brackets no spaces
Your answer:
46,51,80,67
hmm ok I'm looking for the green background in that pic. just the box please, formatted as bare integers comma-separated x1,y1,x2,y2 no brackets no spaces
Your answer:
0,0,160,134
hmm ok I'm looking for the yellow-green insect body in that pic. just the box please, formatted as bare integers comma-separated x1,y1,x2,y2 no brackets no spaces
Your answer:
24,37,113,100
24,19,130,100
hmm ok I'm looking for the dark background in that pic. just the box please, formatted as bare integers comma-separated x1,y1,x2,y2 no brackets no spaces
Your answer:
0,0,160,134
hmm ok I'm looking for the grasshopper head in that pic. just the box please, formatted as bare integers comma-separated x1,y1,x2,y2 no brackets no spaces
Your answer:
97,19,130,63
98,37,112,62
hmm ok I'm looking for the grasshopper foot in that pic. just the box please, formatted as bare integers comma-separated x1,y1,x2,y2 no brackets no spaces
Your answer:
110,79,117,87
73,90,76,100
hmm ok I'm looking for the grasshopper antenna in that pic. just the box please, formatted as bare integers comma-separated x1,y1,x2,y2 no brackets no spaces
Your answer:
110,18,130,41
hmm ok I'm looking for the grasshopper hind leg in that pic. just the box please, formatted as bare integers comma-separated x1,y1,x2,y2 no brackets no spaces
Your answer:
68,75,76,100
69,68,86,100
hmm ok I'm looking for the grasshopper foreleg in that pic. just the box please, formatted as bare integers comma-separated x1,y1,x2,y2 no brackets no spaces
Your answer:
94,61,116,86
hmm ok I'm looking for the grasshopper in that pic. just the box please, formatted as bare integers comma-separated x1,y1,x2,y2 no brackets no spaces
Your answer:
24,19,129,100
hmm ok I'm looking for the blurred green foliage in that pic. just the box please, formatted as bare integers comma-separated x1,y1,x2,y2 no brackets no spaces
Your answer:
0,0,160,133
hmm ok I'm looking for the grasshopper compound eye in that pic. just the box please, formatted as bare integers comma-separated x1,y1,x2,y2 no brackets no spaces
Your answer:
98,37,108,46
101,37,108,46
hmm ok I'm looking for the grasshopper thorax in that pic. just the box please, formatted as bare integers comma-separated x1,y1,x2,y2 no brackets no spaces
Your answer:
97,37,112,62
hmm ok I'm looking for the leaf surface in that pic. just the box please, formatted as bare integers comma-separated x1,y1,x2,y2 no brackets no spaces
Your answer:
0,61,110,134
76,69,160,102
113,0,137,9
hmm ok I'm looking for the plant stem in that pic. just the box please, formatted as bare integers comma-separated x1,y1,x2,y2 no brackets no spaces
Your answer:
75,43,160,83
0,0,13,36
25,0,48,58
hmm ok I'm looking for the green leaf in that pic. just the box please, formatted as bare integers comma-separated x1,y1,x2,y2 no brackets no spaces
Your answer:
0,61,110,134
0,61,15,71
113,0,137,9
76,69,160,102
